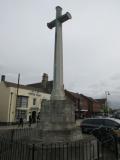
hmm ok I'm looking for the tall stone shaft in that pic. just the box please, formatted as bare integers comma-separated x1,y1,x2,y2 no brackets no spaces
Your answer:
47,6,71,100
52,6,64,100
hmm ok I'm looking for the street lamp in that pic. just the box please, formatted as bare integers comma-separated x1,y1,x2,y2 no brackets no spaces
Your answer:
105,91,110,116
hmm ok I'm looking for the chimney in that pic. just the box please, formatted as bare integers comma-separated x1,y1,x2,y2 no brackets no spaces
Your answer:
42,73,48,88
1,75,5,82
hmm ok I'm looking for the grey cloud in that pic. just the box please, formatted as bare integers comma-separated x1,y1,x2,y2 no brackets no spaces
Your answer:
1,0,120,108
110,73,120,81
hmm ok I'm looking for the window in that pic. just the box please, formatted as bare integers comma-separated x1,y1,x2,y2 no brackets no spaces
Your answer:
33,98,36,105
82,119,104,125
16,96,28,108
82,119,91,124
105,119,119,127
93,119,104,125
16,110,27,120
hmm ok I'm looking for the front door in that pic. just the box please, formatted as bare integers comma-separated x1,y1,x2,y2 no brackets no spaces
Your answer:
32,111,36,123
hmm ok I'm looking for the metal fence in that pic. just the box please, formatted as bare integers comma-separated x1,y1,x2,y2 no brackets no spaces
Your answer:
0,138,120,160
0,127,35,141
0,127,119,160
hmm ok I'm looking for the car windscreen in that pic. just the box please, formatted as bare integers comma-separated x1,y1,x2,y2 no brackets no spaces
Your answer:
82,119,104,125
104,119,120,128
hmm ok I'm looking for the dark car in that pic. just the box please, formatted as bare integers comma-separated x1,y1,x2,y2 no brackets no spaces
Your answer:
81,118,120,134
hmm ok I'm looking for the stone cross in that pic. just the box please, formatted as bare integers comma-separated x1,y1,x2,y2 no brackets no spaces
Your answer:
47,6,72,100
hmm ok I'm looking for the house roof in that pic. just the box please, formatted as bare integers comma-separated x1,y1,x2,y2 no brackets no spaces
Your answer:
65,90,96,102
95,98,106,103
80,94,95,102
27,80,53,93
65,90,80,99
4,81,40,91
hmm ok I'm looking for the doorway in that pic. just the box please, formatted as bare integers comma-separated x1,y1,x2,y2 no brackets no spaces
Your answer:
32,111,36,123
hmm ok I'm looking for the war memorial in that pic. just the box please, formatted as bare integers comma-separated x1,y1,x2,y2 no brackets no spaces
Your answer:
0,6,118,160
35,6,83,143
25,6,97,159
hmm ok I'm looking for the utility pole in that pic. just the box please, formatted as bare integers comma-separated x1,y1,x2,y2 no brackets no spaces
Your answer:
15,73,20,121
105,91,110,116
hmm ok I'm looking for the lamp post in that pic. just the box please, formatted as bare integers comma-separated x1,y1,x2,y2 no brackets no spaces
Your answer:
105,91,110,116
9,92,13,124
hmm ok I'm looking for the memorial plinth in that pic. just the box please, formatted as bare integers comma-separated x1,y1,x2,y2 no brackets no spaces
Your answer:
36,100,82,143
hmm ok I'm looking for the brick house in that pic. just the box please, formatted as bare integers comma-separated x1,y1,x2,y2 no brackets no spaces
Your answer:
65,91,104,118
95,99,106,109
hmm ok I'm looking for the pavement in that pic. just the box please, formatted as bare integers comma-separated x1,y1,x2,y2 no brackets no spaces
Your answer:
0,123,37,130
0,119,83,130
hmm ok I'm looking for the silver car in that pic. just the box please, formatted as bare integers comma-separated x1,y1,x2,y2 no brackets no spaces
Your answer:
81,117,120,134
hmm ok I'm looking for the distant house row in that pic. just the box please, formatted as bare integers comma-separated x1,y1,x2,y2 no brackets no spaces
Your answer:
65,91,106,119
0,73,106,124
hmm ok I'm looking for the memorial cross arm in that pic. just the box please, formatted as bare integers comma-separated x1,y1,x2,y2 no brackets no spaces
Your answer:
47,12,72,29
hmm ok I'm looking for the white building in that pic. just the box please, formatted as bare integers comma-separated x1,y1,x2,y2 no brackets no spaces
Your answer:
0,75,50,124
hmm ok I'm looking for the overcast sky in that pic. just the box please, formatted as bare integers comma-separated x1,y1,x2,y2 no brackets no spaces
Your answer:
0,0,120,108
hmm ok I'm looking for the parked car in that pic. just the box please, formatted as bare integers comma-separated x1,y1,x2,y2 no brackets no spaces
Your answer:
81,117,120,134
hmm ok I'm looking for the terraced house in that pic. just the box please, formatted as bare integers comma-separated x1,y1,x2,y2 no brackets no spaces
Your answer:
0,75,50,124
